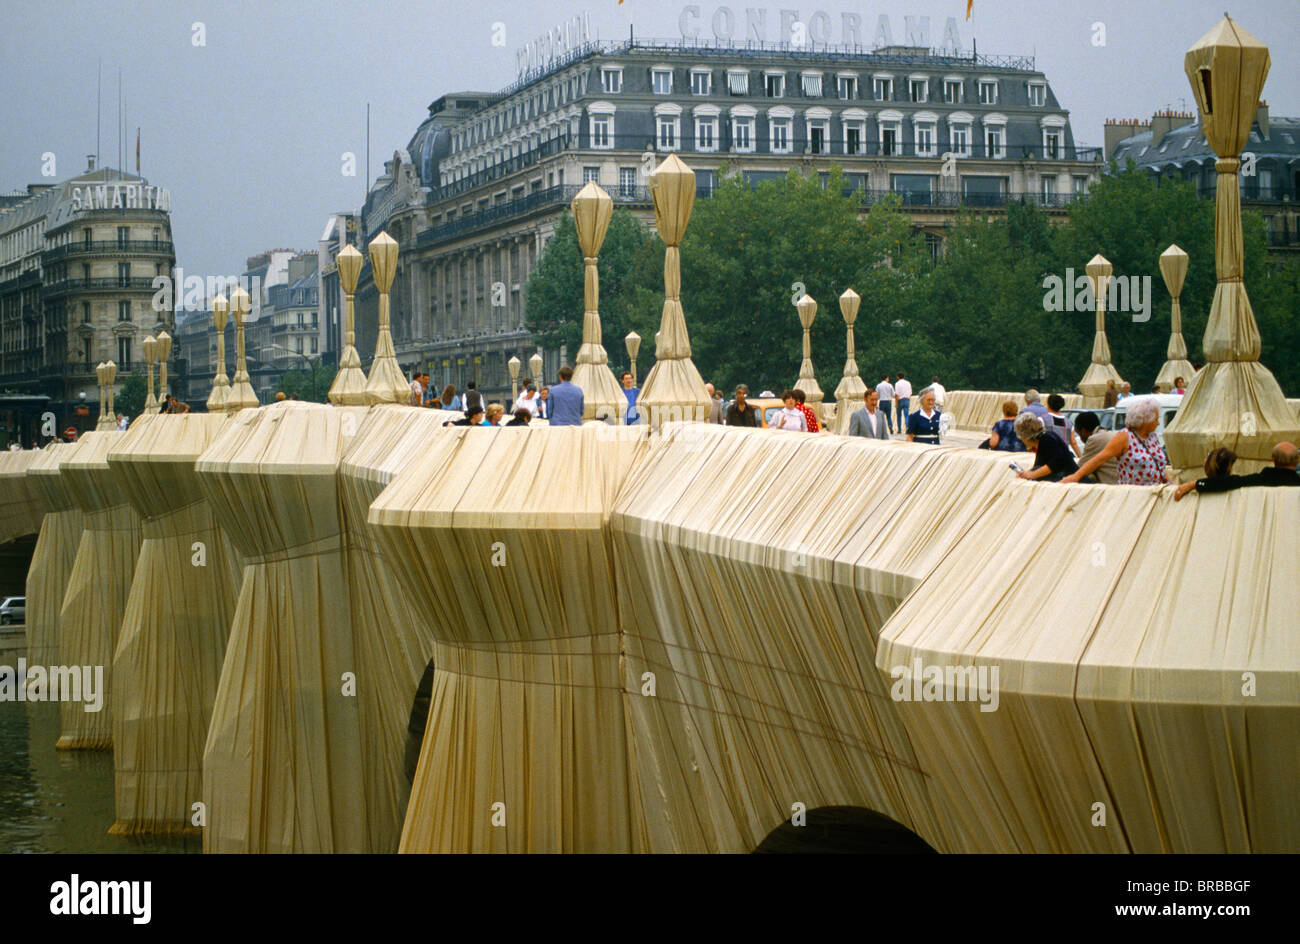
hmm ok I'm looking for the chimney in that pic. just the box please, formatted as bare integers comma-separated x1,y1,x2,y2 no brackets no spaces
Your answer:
1150,109,1195,148
1104,118,1150,159
1256,100,1269,140
86,154,96,171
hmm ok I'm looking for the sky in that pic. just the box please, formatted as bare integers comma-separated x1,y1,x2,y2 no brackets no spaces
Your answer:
2,0,1296,280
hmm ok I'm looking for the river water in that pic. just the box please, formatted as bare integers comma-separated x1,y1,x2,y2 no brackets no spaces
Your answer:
0,636,198,854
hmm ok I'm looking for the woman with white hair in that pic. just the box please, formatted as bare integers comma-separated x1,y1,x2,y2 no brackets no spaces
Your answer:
1013,412,1078,481
1062,396,1168,485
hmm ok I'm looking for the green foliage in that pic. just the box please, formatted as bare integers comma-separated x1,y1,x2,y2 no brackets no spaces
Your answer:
115,372,148,420
277,364,336,402
522,163,1300,398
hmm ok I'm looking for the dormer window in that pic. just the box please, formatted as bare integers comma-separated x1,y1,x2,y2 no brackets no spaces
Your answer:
1028,81,1046,106
601,67,623,94
978,78,998,105
652,67,673,95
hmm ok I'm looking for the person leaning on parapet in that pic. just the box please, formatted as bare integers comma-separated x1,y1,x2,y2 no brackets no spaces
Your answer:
163,394,191,414
769,390,807,431
894,372,912,429
1074,412,1117,484
505,408,531,427
875,373,895,434
905,389,942,445
620,371,640,425
792,389,820,433
446,405,485,427
548,366,584,427
849,389,889,440
1043,394,1081,456
725,384,758,427
1019,389,1050,422
988,400,1025,453
1062,396,1168,486
1013,413,1077,481
704,383,724,424
1174,442,1300,500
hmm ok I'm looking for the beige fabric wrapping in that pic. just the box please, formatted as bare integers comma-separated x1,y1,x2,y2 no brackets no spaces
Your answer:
195,402,378,853
24,446,83,672
369,423,646,853
105,413,242,835
0,450,43,546
943,390,1083,433
56,430,141,750
336,405,462,851
878,482,1297,853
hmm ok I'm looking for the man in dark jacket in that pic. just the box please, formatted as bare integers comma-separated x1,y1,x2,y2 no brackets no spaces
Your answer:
1175,442,1300,499
725,385,759,427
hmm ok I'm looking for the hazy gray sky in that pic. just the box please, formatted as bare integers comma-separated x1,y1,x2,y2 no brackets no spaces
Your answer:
2,0,1296,280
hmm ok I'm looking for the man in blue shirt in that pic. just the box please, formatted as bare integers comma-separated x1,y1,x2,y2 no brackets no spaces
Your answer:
1020,389,1051,421
620,370,640,425
548,365,585,426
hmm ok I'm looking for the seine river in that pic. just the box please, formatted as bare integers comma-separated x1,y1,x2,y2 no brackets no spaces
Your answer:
0,637,198,854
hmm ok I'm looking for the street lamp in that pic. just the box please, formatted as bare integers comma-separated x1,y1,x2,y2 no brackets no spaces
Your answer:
228,285,259,409
208,294,231,414
508,355,520,404
625,331,640,387
529,351,543,389
157,330,172,404
143,334,158,412
329,244,367,404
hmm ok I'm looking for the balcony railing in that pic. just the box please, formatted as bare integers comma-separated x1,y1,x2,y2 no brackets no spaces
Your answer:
42,277,161,295
42,239,175,263
867,188,1084,209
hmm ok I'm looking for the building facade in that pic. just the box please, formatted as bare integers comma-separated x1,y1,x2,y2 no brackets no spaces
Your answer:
0,160,176,442
1107,103,1300,256
350,37,1100,404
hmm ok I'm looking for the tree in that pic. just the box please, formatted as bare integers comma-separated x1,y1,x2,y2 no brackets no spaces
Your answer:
277,364,336,402
114,372,148,420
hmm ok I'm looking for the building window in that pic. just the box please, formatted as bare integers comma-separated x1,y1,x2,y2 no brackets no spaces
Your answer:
843,118,866,155
873,75,893,101
116,226,129,245
979,79,998,104
925,232,943,262
691,69,711,95
583,166,600,183
949,123,972,157
879,117,901,156
727,70,749,95
731,115,755,153
891,173,936,206
601,67,622,94
801,72,822,97
915,121,937,157
590,114,613,149
1043,128,1062,159
769,116,792,153
82,302,91,323
944,78,962,103
657,115,680,151
1073,176,1089,196
118,262,130,286
1029,82,1046,106
652,68,673,95
807,118,829,154
1041,176,1057,202
83,227,92,246
619,166,637,197
697,169,714,196
118,336,131,367
985,125,1005,159
837,75,857,100
909,77,928,103
765,72,785,98
695,115,718,152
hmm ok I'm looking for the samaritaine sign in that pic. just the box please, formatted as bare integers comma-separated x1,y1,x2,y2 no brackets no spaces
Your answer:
68,183,171,212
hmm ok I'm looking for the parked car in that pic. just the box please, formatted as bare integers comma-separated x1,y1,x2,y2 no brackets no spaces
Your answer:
0,596,25,625
1065,394,1182,446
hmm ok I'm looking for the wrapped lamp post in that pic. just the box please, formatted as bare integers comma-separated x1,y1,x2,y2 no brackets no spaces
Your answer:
227,286,259,410
832,288,866,435
570,182,624,423
1154,244,1195,393
530,350,543,392
143,336,158,413
95,362,113,430
793,292,824,423
157,331,171,405
509,355,520,405
364,232,410,405
1076,254,1124,407
626,331,640,387
1164,15,1299,472
207,294,231,414
636,154,710,429
329,245,367,405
